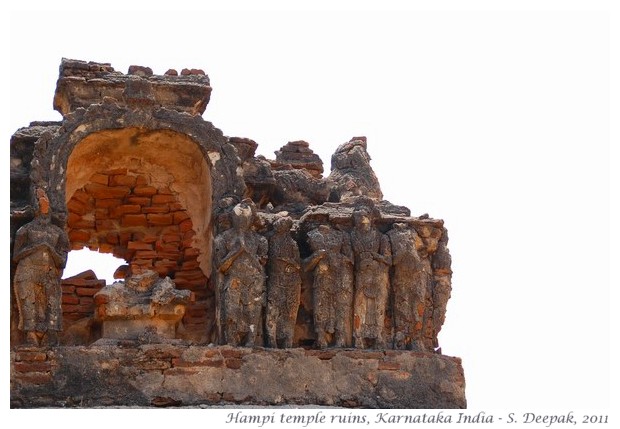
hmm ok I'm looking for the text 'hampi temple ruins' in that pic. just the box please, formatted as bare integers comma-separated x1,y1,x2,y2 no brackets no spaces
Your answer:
9,59,466,408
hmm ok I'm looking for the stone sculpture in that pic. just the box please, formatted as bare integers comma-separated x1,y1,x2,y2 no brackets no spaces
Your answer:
265,216,302,348
387,223,429,350
214,200,268,347
350,208,391,349
303,224,354,348
94,269,192,341
12,188,70,346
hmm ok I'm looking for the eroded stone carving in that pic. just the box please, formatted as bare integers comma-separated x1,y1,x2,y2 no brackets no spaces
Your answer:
266,216,301,348
94,269,192,341
214,200,268,346
388,223,429,351
351,208,391,349
12,189,70,346
304,224,354,348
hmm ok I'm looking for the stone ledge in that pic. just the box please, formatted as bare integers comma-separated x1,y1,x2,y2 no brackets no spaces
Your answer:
10,345,466,409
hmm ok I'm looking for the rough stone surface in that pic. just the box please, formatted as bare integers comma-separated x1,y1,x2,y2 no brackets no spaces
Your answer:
54,58,212,116
10,345,465,408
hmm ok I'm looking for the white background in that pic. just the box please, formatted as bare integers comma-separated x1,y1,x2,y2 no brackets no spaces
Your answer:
2,0,617,425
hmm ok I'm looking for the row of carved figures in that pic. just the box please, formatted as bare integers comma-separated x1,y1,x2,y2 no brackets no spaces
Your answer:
214,200,448,350
12,190,449,350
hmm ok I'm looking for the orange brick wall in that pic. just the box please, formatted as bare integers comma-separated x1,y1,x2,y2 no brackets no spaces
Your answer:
65,169,211,340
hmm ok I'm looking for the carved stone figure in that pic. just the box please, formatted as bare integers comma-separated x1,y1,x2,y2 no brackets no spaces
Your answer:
303,224,354,348
388,223,430,350
12,188,70,346
214,201,268,347
265,216,301,348
350,209,391,349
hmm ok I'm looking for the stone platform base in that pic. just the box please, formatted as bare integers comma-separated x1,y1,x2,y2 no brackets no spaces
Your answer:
10,344,466,408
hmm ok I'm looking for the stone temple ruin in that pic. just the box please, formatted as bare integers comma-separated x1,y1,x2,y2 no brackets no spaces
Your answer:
10,59,466,408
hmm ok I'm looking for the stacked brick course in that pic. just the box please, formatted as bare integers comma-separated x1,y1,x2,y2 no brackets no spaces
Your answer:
66,169,209,339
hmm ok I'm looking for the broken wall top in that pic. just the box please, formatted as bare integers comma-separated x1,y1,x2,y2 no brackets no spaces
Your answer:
53,58,212,116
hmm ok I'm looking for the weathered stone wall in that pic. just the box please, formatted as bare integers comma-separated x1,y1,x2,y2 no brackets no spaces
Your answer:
10,345,466,408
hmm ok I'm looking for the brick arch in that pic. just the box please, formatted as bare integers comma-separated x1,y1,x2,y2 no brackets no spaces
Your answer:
31,103,245,342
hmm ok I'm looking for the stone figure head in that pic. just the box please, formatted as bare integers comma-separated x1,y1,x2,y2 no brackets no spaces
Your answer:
353,208,372,231
35,187,51,218
232,201,253,230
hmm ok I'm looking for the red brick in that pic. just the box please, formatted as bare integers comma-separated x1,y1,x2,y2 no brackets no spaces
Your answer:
158,252,182,260
133,186,158,196
161,225,180,235
378,361,401,371
79,297,94,305
127,241,153,250
14,352,47,362
13,361,52,372
61,285,76,294
152,194,177,204
143,205,170,214
69,230,90,242
119,231,132,245
111,204,141,217
163,233,182,243
71,189,92,205
90,173,109,185
62,295,79,305
135,175,148,186
69,269,97,280
85,183,131,199
172,211,190,224
126,196,151,206
147,213,173,226
131,259,154,267
94,208,108,220
14,372,52,384
67,212,81,227
122,214,147,227
96,219,116,231
133,231,159,243
113,246,129,260
181,260,200,270
67,199,89,215
163,243,180,253
109,174,137,187
171,358,223,368
135,250,158,259
170,202,185,211
73,219,96,229
102,168,127,175
225,358,243,369
106,232,119,244
99,243,114,254
95,198,123,209
179,219,193,232
76,287,99,297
